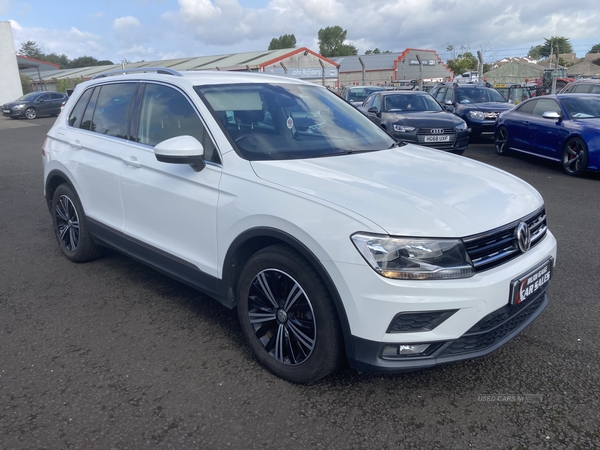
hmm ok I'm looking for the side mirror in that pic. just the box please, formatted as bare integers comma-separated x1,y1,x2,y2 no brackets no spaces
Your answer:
542,111,561,120
154,135,206,172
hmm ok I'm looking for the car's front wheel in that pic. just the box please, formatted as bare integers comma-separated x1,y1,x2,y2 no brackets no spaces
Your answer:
562,137,588,177
24,107,37,119
494,127,509,155
237,245,342,384
51,184,102,262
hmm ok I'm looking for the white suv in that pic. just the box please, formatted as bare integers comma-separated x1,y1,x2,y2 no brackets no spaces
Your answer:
43,68,557,383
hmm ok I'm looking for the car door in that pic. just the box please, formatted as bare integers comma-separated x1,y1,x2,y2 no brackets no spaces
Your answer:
119,82,222,284
36,93,53,116
527,98,564,159
363,93,382,125
61,84,136,238
49,93,66,115
505,100,536,151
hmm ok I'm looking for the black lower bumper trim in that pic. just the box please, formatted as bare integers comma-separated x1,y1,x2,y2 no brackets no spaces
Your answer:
347,293,548,374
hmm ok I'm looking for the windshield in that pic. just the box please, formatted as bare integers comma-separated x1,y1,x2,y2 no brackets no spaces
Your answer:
346,87,384,103
561,96,600,119
16,93,41,102
383,94,443,112
196,83,395,161
456,88,506,104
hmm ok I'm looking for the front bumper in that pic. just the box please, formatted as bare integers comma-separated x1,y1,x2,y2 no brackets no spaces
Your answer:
393,129,469,152
465,119,497,134
2,108,25,118
326,230,557,373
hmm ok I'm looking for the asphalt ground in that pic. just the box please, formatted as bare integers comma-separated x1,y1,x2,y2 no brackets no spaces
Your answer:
1,116,599,449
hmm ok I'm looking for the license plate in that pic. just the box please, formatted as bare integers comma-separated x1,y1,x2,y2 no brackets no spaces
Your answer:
2,109,10,114
509,257,553,305
424,135,450,142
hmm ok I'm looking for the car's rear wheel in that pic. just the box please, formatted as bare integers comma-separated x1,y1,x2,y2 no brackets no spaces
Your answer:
24,107,37,119
494,127,509,155
51,184,102,262
237,245,342,384
562,137,588,177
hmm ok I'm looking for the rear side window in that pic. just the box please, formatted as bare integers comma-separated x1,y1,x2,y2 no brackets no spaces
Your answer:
516,100,536,115
592,85,600,94
92,84,138,139
573,84,592,93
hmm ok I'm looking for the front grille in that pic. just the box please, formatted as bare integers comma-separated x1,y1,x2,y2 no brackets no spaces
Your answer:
387,310,458,333
416,128,457,148
483,112,499,120
463,207,547,272
438,292,546,356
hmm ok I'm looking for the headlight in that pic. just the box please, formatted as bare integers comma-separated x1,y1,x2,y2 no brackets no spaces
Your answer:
351,233,474,280
454,121,468,131
468,111,485,120
13,104,26,110
393,124,416,133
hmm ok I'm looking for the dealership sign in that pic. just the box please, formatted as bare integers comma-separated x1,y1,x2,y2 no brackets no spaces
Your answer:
264,67,338,79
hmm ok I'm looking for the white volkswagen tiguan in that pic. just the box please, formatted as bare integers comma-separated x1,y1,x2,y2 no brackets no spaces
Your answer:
42,68,557,383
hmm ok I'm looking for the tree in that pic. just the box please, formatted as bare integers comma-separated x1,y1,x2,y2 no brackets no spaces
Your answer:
44,52,71,69
317,26,357,57
539,36,573,58
268,34,297,50
588,43,600,54
446,51,478,76
528,45,543,60
70,56,101,68
19,40,44,60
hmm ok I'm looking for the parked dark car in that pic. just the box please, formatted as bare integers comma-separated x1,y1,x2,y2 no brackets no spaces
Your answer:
340,85,385,107
559,78,600,94
2,91,68,120
359,90,469,154
430,82,513,137
494,94,600,176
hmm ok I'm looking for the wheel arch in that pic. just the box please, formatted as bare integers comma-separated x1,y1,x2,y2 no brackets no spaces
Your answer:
221,227,355,360
45,169,77,212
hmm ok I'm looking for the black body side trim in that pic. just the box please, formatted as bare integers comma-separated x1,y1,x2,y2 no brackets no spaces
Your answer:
87,218,223,304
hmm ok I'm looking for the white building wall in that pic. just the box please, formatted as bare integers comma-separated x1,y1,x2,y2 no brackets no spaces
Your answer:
0,22,23,104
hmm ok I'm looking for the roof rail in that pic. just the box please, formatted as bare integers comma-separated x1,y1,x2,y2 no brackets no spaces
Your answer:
92,67,182,79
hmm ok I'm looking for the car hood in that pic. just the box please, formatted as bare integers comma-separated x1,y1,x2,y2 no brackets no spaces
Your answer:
250,145,543,237
382,111,464,127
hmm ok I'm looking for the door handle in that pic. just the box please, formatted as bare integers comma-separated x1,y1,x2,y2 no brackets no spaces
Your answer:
123,157,142,168
70,140,82,150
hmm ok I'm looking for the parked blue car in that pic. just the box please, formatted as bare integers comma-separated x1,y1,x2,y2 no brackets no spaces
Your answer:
494,94,600,176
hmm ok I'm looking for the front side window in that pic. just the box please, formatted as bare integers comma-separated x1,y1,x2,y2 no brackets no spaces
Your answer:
196,83,394,161
531,98,561,117
573,84,592,93
137,83,220,163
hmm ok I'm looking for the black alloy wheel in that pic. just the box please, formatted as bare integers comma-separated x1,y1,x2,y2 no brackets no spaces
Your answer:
51,184,102,262
237,245,342,384
562,137,588,177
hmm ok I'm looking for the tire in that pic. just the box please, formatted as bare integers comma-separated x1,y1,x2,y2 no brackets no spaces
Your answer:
24,107,37,120
494,127,509,155
51,184,102,262
237,245,342,384
562,137,588,177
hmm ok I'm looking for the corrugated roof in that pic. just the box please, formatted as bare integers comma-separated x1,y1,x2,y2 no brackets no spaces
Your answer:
333,53,403,72
21,48,320,82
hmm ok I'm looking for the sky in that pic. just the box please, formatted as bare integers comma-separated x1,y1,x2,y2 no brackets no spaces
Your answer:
1,0,599,65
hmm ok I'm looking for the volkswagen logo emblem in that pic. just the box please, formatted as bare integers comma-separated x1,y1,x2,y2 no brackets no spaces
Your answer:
430,128,444,134
515,222,531,253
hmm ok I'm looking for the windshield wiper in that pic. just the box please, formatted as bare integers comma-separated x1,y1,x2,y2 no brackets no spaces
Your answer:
388,141,406,148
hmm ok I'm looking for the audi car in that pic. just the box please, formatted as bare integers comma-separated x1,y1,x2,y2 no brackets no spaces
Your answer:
359,90,469,154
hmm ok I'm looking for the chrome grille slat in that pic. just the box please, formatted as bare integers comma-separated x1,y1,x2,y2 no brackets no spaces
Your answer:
463,207,548,272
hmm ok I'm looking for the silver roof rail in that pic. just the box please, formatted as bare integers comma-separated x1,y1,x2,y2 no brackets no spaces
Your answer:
92,67,182,79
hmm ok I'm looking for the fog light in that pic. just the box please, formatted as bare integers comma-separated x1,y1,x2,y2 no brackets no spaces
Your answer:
382,343,431,357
